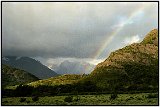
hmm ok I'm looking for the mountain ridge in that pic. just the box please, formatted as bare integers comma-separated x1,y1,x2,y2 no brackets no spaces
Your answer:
2,64,39,88
2,56,58,79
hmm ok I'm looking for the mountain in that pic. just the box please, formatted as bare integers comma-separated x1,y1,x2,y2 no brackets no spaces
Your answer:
2,64,39,88
53,60,95,74
86,29,158,90
2,56,58,79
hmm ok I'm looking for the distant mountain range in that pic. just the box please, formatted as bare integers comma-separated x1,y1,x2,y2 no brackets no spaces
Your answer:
2,56,58,79
2,64,39,88
53,60,95,74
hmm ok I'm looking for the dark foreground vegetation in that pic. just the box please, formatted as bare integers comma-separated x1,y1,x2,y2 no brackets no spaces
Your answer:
2,80,158,97
2,84,158,105
2,93,158,105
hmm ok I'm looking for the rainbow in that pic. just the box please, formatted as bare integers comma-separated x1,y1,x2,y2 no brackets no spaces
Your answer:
84,3,152,73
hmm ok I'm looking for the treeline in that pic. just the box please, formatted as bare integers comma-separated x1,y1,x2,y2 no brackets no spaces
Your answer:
2,80,158,97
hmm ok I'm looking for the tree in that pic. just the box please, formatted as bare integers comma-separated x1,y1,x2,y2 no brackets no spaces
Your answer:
15,84,33,96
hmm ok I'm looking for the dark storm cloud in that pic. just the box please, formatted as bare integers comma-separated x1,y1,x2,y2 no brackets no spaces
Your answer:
2,2,158,59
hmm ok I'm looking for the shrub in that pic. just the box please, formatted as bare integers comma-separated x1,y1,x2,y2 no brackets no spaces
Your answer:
2,89,15,97
26,101,30,103
110,93,118,100
137,97,142,100
3,101,8,103
64,96,73,102
15,84,34,97
19,98,26,102
126,97,134,101
146,93,158,98
74,95,80,101
32,96,39,102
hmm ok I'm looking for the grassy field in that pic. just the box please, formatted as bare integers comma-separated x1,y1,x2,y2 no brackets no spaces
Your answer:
2,93,158,105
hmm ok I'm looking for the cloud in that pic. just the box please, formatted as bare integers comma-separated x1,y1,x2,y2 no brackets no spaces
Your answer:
123,35,142,45
112,17,134,29
2,2,158,60
87,59,104,65
52,60,95,74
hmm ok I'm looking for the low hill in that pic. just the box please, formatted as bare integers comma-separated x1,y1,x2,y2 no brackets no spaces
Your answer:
86,29,158,91
2,56,58,79
2,64,39,88
28,74,85,87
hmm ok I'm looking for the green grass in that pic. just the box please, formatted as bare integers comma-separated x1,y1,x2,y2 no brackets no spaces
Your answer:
2,93,158,105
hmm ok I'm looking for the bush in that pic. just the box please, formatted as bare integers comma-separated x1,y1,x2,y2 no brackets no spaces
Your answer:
137,97,142,100
3,101,8,103
110,93,118,100
19,98,26,102
15,84,34,97
74,95,80,101
146,93,158,98
126,97,134,101
26,101,30,103
2,89,15,97
32,96,39,102
64,96,73,102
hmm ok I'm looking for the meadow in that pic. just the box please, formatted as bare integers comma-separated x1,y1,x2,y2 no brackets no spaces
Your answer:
2,93,158,105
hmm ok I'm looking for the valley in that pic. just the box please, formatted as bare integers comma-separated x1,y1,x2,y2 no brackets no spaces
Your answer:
1,29,159,105
1,2,159,105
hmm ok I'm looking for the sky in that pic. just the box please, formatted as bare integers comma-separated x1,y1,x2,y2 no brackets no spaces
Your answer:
2,2,158,73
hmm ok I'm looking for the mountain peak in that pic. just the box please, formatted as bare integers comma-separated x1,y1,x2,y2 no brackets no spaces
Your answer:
141,29,158,45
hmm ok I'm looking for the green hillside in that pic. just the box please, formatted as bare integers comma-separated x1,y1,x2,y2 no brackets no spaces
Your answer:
28,74,85,87
86,29,158,91
2,64,39,88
